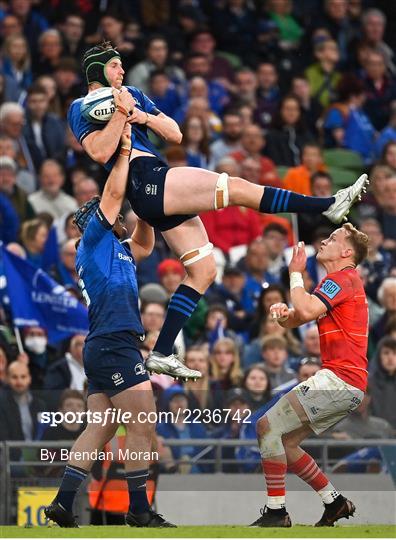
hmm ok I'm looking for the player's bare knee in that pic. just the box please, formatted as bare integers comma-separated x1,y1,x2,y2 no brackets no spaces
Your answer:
228,176,248,206
256,415,270,439
186,255,217,289
85,420,117,444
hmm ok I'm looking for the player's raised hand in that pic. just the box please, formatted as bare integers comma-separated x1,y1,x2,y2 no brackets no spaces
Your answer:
112,86,135,115
289,241,307,273
270,302,290,322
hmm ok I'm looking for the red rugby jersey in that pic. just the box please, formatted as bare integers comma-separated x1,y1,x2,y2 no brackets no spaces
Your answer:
313,268,369,391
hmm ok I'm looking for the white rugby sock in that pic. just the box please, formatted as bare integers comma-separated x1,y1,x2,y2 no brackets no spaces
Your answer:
318,483,340,504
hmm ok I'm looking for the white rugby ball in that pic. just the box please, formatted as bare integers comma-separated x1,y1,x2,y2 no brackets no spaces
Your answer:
81,87,115,124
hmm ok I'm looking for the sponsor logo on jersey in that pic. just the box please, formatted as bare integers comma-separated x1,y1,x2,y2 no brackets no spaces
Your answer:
319,279,341,299
145,184,158,195
112,372,125,386
118,252,133,263
134,363,146,376
310,406,319,415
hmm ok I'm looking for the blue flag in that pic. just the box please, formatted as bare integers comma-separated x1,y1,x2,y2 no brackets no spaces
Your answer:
2,246,88,344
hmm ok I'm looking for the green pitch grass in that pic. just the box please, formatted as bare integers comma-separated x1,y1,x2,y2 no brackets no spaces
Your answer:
0,525,394,538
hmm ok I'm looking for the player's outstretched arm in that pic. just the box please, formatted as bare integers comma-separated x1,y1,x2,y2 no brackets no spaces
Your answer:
128,104,182,144
127,218,155,262
143,112,182,144
83,88,135,164
99,124,131,225
288,242,327,323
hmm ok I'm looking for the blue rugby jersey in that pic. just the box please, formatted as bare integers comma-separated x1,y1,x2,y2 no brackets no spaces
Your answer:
76,210,144,339
68,86,164,171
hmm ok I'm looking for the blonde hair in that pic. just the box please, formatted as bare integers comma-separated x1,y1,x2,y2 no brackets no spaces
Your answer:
20,219,48,247
3,35,30,71
342,223,369,265
210,337,242,386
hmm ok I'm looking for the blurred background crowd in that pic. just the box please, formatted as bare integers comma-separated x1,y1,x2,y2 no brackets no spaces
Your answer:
0,0,395,480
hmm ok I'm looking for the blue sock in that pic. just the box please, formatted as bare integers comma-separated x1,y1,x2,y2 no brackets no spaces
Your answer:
126,469,150,514
55,465,88,512
154,284,201,356
259,187,335,214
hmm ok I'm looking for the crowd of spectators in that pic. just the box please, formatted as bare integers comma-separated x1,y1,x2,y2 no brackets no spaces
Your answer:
0,0,395,476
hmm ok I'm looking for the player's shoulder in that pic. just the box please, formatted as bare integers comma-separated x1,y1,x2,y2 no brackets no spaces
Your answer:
125,85,145,104
68,97,84,115
317,268,361,298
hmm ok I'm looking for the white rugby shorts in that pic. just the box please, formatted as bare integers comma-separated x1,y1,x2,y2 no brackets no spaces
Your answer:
294,368,364,434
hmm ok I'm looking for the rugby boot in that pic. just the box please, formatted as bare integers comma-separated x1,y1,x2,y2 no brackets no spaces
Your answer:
250,506,292,527
126,509,176,527
323,173,369,223
146,351,201,381
44,501,79,528
315,495,356,527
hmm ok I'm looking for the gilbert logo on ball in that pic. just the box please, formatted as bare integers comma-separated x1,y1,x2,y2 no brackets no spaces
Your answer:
81,87,116,124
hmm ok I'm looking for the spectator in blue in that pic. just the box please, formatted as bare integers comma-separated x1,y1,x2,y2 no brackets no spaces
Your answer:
0,191,19,244
9,0,49,54
249,284,288,341
323,74,376,164
0,72,20,103
23,84,65,172
212,0,256,60
157,386,209,473
244,309,302,369
148,70,182,119
1,34,32,95
207,264,252,338
255,62,281,131
241,364,271,411
375,103,396,158
305,225,334,285
51,238,78,292
361,49,396,132
181,114,209,169
196,305,240,352
20,217,49,268
183,55,229,115
259,335,296,390
237,238,277,314
0,156,35,223
212,388,251,473
0,13,23,44
359,218,393,302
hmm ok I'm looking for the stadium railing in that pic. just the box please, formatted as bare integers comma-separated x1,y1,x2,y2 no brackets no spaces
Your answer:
1,439,395,524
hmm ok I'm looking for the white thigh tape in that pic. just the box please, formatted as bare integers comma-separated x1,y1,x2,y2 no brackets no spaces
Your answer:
180,242,214,266
214,172,229,210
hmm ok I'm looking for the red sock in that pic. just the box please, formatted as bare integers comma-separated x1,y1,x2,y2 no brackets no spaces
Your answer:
262,460,287,508
288,452,329,492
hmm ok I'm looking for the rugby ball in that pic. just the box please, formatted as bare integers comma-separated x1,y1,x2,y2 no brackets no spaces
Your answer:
81,87,115,124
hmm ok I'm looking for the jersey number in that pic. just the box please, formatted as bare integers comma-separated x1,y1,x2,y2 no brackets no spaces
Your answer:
78,278,91,307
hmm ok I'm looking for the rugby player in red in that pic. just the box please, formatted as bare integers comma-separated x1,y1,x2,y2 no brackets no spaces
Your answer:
251,223,369,527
